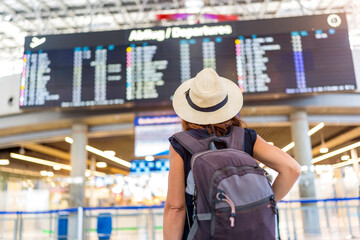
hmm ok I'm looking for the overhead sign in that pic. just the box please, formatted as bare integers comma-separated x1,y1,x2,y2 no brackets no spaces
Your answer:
134,115,181,157
20,13,356,109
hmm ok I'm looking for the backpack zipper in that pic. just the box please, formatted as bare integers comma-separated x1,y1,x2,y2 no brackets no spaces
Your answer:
216,191,236,227
216,195,274,213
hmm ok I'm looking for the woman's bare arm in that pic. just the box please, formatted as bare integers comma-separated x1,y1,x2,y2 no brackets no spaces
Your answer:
253,135,301,202
163,145,186,240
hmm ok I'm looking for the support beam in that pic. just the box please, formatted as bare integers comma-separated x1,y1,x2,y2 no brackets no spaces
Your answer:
16,0,56,34
104,8,122,28
351,149,359,196
258,0,270,18
243,115,290,127
89,156,96,207
0,128,73,149
37,0,73,30
87,0,107,31
0,111,134,136
68,123,87,239
51,0,81,29
0,174,6,191
24,143,70,160
0,166,45,178
290,111,320,235
113,0,135,27
307,115,360,125
0,1,32,32
312,126,360,156
23,143,129,174
69,123,87,207
0,122,133,149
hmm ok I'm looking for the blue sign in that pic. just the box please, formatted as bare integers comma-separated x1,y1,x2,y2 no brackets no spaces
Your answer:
130,159,170,173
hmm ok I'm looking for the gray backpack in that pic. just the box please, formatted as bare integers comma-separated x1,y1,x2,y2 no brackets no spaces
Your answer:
173,127,277,240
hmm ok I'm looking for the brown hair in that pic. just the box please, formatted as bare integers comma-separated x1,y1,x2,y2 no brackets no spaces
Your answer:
182,115,246,136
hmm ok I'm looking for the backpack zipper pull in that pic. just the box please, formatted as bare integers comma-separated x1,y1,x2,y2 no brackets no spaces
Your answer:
216,191,236,227
270,195,277,214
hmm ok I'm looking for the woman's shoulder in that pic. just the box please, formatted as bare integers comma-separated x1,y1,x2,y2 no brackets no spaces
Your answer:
232,126,257,136
243,127,257,134
241,127,257,144
170,128,209,139
169,128,208,148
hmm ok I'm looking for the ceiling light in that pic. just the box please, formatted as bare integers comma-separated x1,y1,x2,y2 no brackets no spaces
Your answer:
282,122,325,152
47,171,54,177
312,141,360,164
320,147,329,153
10,153,71,170
65,137,74,144
341,155,350,161
40,170,48,176
0,159,9,165
307,122,325,136
10,153,105,177
282,142,295,152
4,15,12,22
53,165,62,170
86,145,131,168
319,131,328,154
85,169,106,177
145,155,155,161
184,0,204,11
104,150,116,157
65,137,131,168
96,162,107,168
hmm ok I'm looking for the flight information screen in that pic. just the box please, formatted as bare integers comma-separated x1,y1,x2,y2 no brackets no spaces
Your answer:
20,13,357,109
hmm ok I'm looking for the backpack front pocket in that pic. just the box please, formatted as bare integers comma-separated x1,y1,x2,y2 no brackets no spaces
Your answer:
212,197,276,240
208,166,276,239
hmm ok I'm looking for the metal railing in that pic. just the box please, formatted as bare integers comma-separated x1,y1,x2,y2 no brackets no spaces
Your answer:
0,208,79,240
278,197,360,240
0,197,359,240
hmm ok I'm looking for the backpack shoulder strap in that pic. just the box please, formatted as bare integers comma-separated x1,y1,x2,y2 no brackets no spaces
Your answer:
172,131,217,155
219,126,245,151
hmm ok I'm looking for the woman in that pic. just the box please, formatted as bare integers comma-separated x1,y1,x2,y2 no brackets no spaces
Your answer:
163,68,301,240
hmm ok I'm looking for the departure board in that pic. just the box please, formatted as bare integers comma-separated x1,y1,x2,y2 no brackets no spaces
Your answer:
20,13,357,109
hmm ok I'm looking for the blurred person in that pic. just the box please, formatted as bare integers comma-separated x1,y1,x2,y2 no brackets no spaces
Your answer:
163,68,300,239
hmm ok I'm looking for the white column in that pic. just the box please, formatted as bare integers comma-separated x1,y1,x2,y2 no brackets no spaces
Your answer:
68,123,87,240
290,111,320,235
351,149,359,196
0,175,6,191
89,156,97,207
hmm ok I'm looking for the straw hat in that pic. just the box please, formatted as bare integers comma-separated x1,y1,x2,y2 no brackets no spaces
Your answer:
172,68,243,125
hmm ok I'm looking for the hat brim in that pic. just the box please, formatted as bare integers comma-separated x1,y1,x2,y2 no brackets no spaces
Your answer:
172,77,243,125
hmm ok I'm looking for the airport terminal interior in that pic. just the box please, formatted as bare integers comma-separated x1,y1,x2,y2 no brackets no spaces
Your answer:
0,0,360,239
